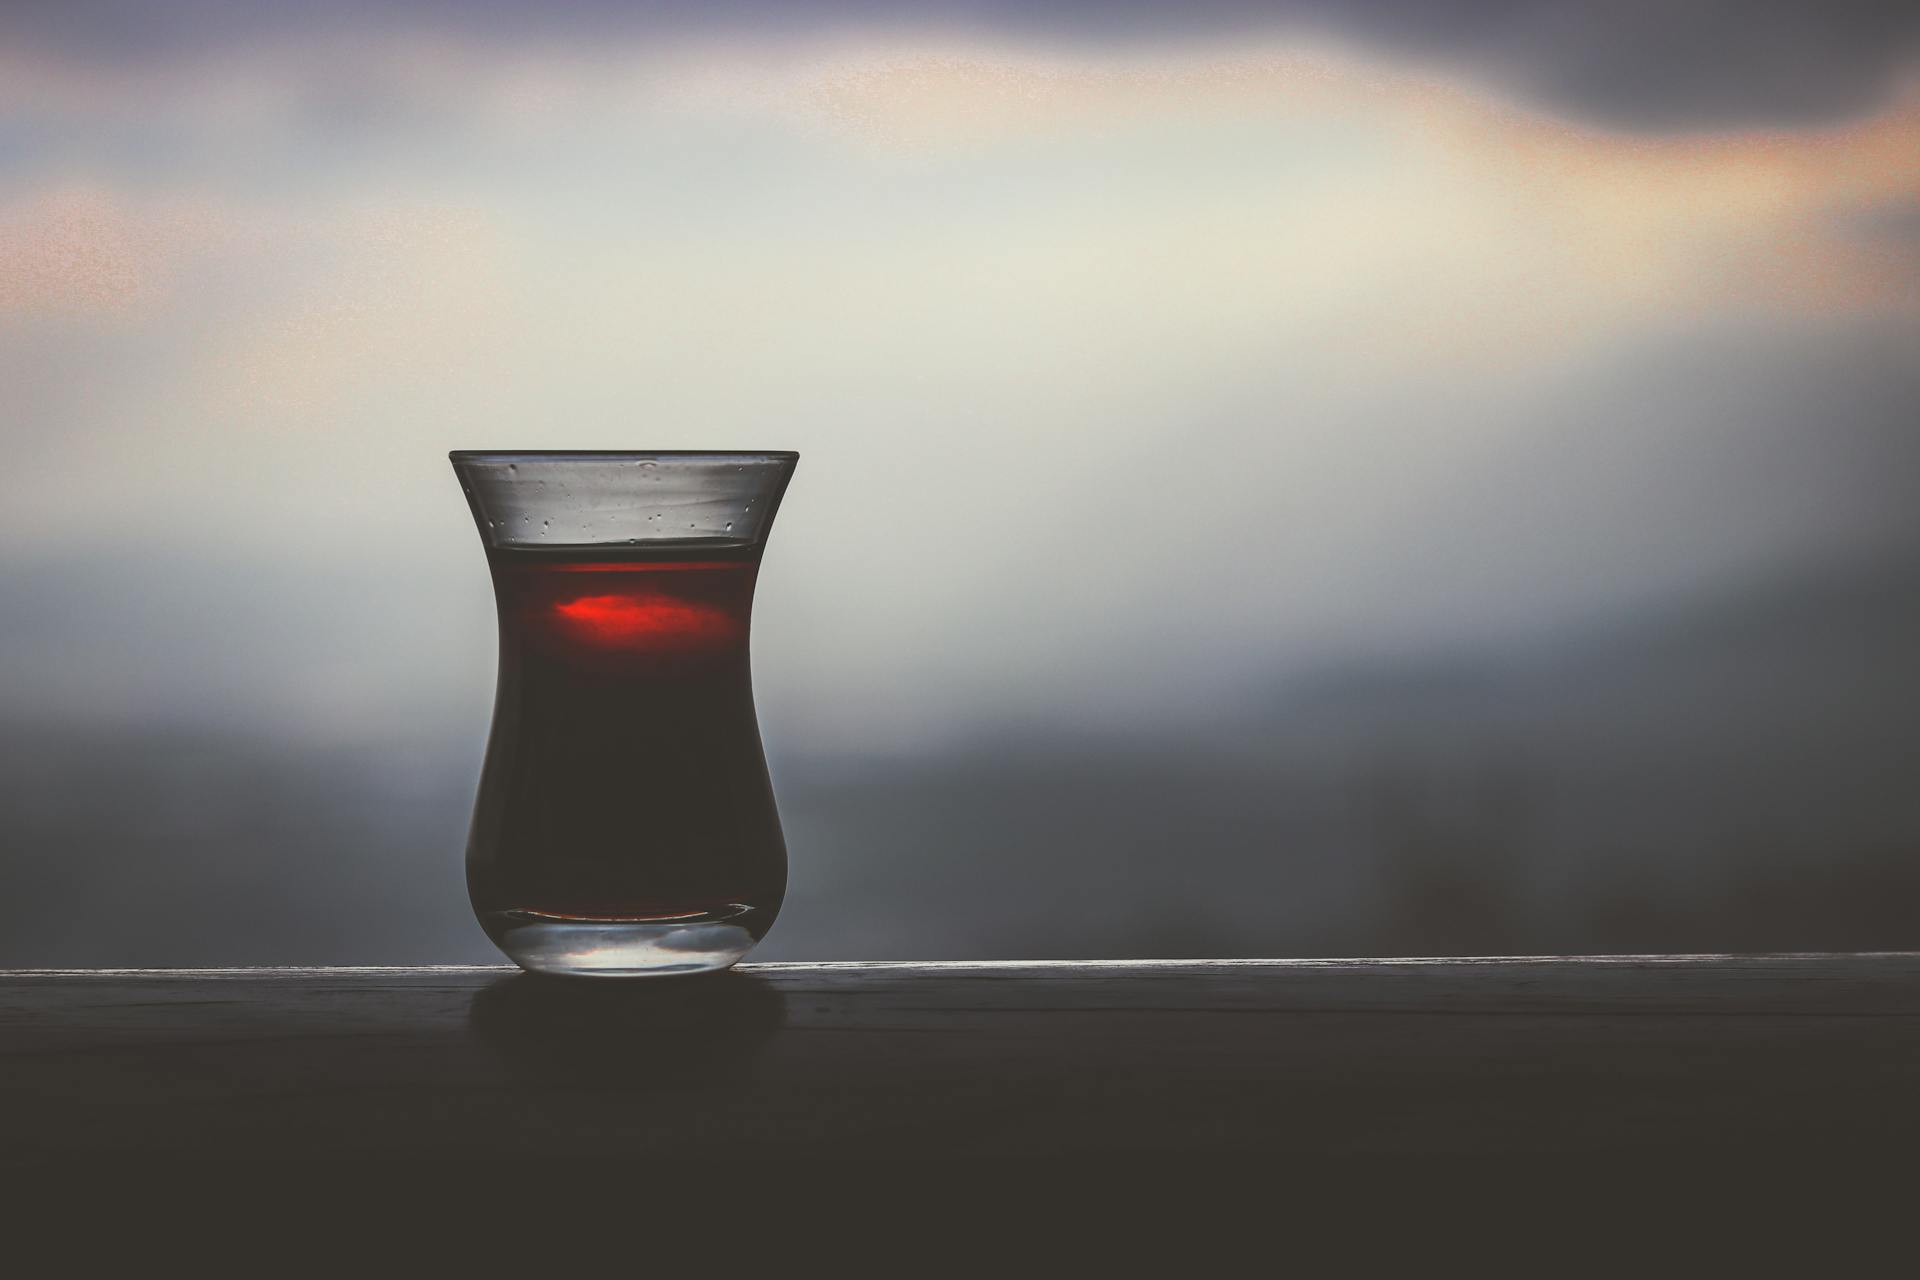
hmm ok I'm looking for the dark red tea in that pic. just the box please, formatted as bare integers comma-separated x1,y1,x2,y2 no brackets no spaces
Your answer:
466,540,786,953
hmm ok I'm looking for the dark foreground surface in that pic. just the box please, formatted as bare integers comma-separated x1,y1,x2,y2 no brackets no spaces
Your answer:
5,955,1919,1168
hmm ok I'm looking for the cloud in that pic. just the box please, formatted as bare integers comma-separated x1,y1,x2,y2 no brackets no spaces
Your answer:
0,4,1915,754
1844,196,1920,248
800,51,1920,323
2,1,1918,132
0,184,214,320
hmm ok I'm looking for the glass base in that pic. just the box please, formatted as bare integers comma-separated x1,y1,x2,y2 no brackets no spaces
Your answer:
483,908,765,978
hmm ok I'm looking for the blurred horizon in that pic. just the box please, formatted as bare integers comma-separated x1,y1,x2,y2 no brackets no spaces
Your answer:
3,1,1917,963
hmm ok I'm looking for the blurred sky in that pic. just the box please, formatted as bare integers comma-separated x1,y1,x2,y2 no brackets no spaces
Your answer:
3,0,1918,756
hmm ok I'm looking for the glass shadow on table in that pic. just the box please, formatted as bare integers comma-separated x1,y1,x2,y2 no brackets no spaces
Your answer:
467,970,786,1090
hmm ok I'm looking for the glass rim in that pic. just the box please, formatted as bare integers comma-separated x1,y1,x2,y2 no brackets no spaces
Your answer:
451,449,798,462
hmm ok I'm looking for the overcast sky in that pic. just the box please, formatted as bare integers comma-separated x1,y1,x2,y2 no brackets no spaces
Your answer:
2,3,1916,751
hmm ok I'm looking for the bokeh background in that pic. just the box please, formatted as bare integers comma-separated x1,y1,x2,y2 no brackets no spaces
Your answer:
4,2,1918,964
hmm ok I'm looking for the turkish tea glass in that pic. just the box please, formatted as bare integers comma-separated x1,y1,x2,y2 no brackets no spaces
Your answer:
451,451,798,977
